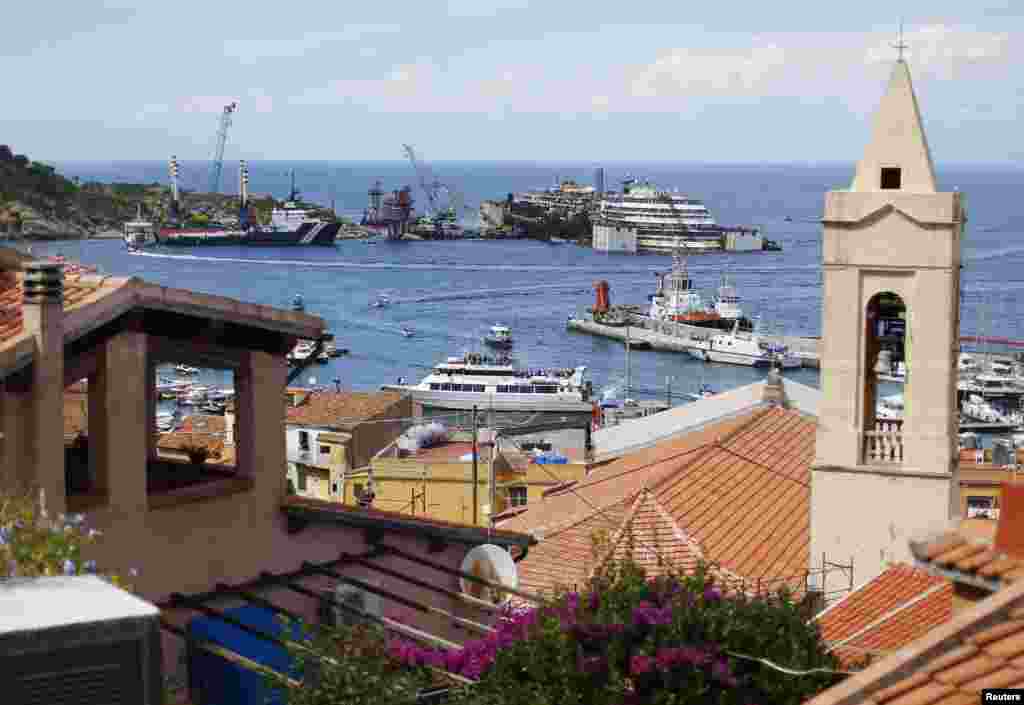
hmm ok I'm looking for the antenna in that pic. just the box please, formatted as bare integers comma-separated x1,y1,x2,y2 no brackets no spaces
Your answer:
893,19,908,62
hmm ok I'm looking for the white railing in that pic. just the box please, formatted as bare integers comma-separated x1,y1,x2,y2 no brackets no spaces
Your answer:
861,419,904,464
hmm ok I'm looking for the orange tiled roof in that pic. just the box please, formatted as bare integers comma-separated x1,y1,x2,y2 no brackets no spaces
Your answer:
0,259,125,345
816,564,952,667
157,431,225,460
285,390,405,428
503,406,814,596
910,522,1024,592
179,414,226,435
806,578,1024,705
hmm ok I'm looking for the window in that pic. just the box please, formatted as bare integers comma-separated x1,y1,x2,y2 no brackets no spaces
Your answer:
880,167,902,190
299,430,310,451
297,468,308,492
509,486,528,507
320,445,331,455
967,496,995,519
331,482,339,496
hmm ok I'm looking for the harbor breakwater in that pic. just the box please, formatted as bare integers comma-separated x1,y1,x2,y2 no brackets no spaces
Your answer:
566,317,822,367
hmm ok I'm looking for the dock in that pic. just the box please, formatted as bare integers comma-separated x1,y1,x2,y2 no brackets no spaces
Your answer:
959,422,1023,433
566,316,822,368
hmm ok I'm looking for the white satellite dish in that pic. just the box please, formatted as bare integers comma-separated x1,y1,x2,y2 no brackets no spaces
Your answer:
460,544,519,605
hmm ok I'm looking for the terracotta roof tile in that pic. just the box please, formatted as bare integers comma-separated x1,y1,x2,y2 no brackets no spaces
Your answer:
505,405,815,597
285,390,406,428
817,564,953,667
911,525,1024,591
806,575,1024,705
179,414,226,435
0,260,125,346
157,431,225,460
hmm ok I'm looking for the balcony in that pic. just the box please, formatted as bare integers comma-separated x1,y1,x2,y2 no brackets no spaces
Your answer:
861,419,904,465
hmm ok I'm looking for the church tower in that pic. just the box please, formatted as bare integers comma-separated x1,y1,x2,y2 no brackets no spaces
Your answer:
811,57,964,593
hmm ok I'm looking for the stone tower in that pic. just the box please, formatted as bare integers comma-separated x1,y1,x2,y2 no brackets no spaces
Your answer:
811,58,964,593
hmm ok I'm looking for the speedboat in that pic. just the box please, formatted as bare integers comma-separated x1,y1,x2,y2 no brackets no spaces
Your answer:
686,384,715,401
371,295,391,308
483,325,513,349
400,327,416,338
175,364,199,375
288,340,316,365
292,295,305,312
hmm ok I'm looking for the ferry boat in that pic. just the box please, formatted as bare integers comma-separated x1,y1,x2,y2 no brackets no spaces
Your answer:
595,177,761,254
382,352,593,412
483,325,513,349
685,319,801,368
647,252,753,331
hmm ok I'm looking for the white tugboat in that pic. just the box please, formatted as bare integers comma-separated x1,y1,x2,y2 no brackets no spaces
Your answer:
123,206,157,251
382,352,593,412
483,325,513,349
685,318,801,368
647,252,752,331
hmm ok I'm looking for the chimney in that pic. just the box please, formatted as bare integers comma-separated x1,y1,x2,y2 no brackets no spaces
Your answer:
995,481,1024,558
761,366,787,407
21,260,66,514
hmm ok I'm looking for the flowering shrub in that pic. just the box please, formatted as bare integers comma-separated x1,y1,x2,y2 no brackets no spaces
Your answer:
281,553,839,705
389,559,840,705
0,489,136,588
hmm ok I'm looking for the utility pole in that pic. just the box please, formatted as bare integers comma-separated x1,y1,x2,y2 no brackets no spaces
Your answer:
472,405,479,526
625,326,632,398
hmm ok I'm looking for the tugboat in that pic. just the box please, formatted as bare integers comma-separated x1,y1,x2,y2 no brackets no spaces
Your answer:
648,251,752,331
483,325,513,349
123,205,157,251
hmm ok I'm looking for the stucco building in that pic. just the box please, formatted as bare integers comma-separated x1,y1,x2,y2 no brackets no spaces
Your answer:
0,250,534,701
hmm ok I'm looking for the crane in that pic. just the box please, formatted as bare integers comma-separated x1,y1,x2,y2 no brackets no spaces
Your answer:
401,144,439,217
207,102,238,194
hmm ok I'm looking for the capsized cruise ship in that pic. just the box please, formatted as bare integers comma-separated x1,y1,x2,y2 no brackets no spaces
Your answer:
382,352,593,412
594,177,763,254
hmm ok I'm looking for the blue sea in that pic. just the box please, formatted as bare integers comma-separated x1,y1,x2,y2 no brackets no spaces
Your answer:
36,161,1024,410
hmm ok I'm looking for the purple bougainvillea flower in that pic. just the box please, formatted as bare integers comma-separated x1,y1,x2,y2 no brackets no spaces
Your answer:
703,587,722,602
589,591,600,611
581,655,606,674
83,560,97,574
62,559,76,576
0,527,9,545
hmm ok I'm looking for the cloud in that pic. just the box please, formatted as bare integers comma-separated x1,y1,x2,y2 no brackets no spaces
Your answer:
222,25,401,62
289,24,1017,121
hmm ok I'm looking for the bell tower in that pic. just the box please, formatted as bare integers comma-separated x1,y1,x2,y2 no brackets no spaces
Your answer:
811,57,964,592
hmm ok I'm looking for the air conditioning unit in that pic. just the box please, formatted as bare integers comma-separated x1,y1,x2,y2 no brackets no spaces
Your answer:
1,575,163,705
323,581,383,628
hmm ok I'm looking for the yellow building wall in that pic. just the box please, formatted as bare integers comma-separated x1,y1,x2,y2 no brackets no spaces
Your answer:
366,457,521,527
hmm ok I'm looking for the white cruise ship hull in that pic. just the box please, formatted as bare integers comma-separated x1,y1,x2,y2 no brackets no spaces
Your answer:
380,385,593,413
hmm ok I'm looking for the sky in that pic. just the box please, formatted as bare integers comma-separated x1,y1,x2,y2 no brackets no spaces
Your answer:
5,1,1023,164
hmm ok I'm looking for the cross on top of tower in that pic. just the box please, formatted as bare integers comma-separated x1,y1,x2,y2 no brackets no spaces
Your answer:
893,20,909,62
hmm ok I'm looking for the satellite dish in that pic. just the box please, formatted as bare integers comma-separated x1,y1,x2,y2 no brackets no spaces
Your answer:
460,544,518,605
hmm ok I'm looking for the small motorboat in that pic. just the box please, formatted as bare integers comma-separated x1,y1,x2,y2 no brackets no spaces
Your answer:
400,327,416,338
686,384,715,402
483,325,513,349
175,364,199,375
317,350,329,363
371,295,391,309
292,295,305,312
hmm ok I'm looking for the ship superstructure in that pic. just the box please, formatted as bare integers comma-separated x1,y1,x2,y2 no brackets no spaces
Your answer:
382,352,592,412
595,177,761,254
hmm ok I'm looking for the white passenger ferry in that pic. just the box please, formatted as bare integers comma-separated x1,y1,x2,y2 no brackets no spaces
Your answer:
383,352,593,412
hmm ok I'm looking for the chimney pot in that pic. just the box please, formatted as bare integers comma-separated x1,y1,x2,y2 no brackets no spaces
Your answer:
23,261,63,305
995,481,1024,558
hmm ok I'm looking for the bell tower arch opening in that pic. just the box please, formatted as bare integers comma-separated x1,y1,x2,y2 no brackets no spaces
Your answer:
863,291,907,463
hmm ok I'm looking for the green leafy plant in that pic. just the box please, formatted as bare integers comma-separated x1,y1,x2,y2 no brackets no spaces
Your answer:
0,488,136,590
